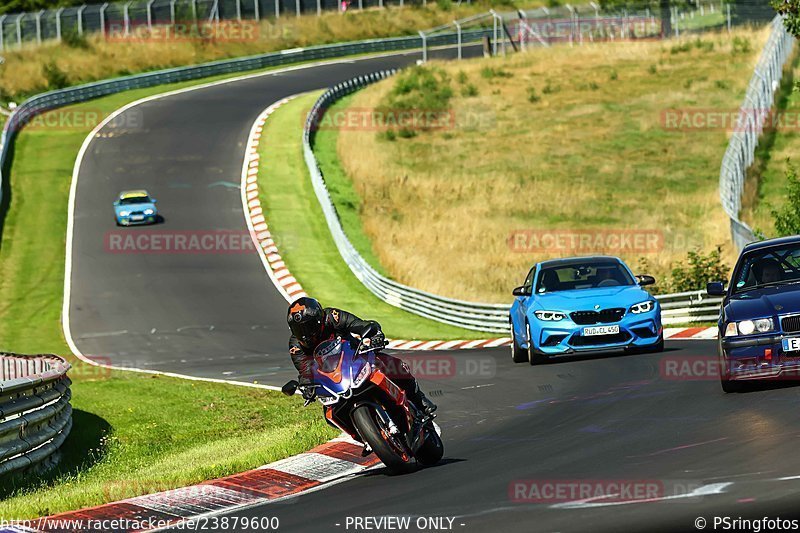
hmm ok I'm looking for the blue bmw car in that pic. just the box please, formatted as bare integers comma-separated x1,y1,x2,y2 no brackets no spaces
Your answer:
114,190,158,226
509,256,663,364
708,235,800,392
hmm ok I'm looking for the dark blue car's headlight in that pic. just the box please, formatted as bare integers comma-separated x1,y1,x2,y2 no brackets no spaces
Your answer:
534,310,566,321
630,300,655,314
725,318,775,337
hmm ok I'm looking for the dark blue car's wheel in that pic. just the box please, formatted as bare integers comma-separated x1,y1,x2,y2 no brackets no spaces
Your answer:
511,322,527,363
527,323,547,366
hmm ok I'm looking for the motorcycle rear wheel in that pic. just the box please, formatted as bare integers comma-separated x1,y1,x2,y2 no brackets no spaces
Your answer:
353,405,415,474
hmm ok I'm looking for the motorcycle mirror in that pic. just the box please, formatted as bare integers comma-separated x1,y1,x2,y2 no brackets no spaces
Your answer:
281,380,299,396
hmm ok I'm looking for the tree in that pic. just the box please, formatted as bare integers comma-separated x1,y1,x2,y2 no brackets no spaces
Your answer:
772,0,800,37
771,158,800,236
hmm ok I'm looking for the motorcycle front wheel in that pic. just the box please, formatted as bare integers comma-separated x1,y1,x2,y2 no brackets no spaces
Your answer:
415,424,444,466
352,405,415,474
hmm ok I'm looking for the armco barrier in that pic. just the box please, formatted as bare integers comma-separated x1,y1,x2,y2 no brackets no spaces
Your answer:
303,74,724,331
719,14,795,250
0,353,72,477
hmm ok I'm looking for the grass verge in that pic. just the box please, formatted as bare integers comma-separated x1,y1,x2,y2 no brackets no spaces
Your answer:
258,92,489,340
334,28,768,302
0,69,348,519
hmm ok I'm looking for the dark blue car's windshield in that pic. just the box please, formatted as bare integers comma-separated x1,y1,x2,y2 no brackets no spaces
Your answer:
732,245,800,294
535,262,635,294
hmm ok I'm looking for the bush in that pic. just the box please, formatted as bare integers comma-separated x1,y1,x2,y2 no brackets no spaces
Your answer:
43,62,69,90
609,69,618,81
480,66,513,79
62,28,90,50
457,70,468,84
527,87,540,103
669,246,729,292
732,36,751,54
771,159,800,236
377,65,453,139
461,83,479,97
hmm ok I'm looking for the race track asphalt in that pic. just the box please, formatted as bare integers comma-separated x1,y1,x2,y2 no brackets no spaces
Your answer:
67,46,800,533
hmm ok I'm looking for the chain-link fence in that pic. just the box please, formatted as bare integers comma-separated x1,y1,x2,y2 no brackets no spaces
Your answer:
719,14,795,250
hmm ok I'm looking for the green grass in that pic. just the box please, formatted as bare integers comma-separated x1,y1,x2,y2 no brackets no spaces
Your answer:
0,69,350,519
258,92,488,340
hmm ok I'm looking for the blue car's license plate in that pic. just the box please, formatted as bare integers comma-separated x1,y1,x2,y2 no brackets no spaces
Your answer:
783,337,800,352
131,215,144,221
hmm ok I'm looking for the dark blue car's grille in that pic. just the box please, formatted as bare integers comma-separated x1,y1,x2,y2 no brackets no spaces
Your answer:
782,315,800,334
570,308,626,325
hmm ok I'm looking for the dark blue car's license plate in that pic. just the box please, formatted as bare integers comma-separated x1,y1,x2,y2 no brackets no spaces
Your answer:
782,337,800,352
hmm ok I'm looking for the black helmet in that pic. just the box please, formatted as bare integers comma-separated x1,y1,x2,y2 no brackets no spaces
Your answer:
287,297,325,347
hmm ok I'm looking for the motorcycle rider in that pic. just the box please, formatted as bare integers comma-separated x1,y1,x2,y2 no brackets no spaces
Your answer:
287,296,437,415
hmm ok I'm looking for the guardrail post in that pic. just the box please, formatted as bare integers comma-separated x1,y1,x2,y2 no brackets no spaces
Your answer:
419,30,427,62
454,20,462,59
55,7,65,41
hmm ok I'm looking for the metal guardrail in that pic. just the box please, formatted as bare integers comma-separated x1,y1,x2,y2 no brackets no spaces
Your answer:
303,74,724,331
719,14,795,250
0,353,72,477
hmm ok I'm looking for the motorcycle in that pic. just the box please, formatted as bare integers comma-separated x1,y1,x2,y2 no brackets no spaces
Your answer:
281,336,444,473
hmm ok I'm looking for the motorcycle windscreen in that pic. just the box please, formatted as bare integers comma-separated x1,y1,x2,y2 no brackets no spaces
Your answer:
313,338,346,386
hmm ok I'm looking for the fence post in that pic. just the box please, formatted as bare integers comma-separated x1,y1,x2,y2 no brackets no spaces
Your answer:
727,4,731,32
296,0,301,17
100,3,109,37
124,1,132,35
0,15,5,51
170,0,176,24
147,0,156,30
15,14,22,48
192,0,198,22
254,0,260,21
56,7,65,41
317,0,322,16
77,5,86,34
35,10,44,45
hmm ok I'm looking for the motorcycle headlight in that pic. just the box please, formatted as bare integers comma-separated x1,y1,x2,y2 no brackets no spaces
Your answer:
630,300,655,314
144,208,155,215
534,310,566,321
119,210,131,217
352,362,371,388
319,395,338,405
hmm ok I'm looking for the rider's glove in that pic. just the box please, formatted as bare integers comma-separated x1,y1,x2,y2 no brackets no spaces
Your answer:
371,331,386,348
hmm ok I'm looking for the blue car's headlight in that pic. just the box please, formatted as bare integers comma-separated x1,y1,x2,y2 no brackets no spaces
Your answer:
630,300,655,314
144,208,155,216
534,310,566,321
119,210,131,217
726,318,774,337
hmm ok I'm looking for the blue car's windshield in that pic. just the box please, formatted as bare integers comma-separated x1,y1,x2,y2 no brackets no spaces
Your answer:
119,196,151,205
732,245,800,294
535,261,635,294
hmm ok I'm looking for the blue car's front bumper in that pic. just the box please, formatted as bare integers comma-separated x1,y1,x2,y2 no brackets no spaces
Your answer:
720,333,800,380
529,311,662,356
116,214,156,226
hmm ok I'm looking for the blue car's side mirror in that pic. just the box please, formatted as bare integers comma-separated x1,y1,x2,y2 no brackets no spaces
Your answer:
707,281,726,296
512,286,530,297
636,275,656,286
151,199,157,204
113,200,119,206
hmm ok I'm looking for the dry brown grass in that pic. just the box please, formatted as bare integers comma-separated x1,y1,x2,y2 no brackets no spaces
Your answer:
336,27,768,302
0,3,531,101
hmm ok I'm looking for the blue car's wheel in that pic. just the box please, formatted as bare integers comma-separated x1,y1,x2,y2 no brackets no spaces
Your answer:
527,322,547,366
511,322,527,364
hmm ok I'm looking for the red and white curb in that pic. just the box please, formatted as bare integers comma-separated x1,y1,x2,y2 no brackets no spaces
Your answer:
23,437,379,532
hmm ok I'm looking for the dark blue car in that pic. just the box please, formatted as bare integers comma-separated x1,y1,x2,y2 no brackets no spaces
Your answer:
708,235,800,392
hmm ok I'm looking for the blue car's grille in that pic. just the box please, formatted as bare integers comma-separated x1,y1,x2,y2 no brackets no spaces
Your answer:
781,315,800,334
570,308,626,325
